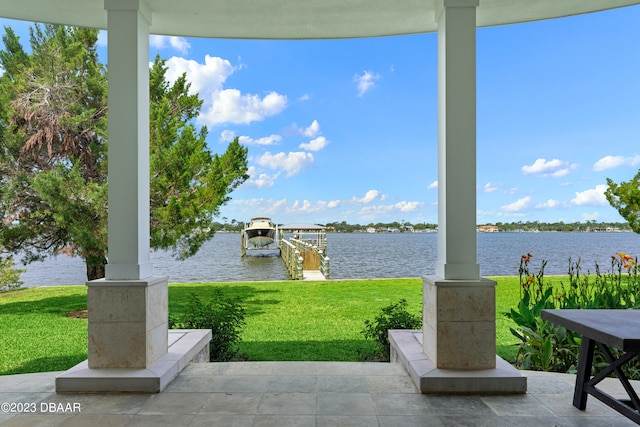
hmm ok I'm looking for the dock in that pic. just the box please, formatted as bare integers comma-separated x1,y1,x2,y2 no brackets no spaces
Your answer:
302,270,326,280
278,223,329,280
239,222,329,280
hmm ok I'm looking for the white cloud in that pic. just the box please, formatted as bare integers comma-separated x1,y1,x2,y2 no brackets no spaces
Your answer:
202,89,287,126
239,134,282,146
302,120,321,137
395,201,423,212
352,190,380,204
220,130,236,142
164,55,235,94
522,158,562,174
163,55,288,126
427,181,438,190
291,199,340,213
256,151,314,177
220,131,281,146
522,158,575,177
298,94,311,102
291,200,313,212
230,198,289,217
359,201,424,215
482,182,497,193
501,196,531,213
571,184,608,206
299,136,329,152
150,35,191,54
243,166,280,189
593,155,640,171
535,199,561,209
235,198,340,217
549,168,571,178
227,193,422,224
354,71,380,97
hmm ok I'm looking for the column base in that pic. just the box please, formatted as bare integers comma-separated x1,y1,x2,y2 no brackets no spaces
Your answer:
87,276,168,368
423,275,497,369
390,329,526,394
56,329,211,393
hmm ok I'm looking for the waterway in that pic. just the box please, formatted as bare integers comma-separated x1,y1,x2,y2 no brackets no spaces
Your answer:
17,231,640,287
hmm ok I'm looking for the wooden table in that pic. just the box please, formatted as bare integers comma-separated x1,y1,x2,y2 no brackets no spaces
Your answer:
541,309,640,424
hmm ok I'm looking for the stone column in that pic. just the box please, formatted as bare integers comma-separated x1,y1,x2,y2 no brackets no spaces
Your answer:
423,0,496,370
87,0,168,369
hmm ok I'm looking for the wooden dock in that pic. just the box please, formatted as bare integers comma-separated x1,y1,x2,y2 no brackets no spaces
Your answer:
240,221,329,280
302,270,325,281
278,224,329,280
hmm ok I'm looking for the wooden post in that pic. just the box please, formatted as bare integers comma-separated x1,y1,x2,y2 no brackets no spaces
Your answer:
295,250,303,280
324,256,330,279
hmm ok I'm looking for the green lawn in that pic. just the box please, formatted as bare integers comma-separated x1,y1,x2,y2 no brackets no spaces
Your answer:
0,277,523,375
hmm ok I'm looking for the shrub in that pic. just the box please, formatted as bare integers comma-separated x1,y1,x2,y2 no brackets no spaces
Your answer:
0,255,25,292
507,253,640,378
169,289,246,362
361,299,422,361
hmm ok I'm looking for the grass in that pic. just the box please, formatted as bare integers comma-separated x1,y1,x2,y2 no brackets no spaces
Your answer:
0,277,525,375
0,286,89,375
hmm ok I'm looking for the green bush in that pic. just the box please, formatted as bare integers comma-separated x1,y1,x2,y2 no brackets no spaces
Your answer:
169,289,246,362
0,255,25,292
507,253,640,378
361,299,422,361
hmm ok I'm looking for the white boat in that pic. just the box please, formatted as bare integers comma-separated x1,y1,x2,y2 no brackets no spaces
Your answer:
245,217,276,247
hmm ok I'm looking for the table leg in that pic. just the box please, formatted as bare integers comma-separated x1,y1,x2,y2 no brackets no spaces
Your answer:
573,337,595,410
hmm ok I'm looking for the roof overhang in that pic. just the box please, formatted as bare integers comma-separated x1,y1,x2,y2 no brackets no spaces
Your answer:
1,0,639,39
280,224,326,231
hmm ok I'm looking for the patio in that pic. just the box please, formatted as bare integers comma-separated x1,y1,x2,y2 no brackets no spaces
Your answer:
2,0,640,404
1,362,638,426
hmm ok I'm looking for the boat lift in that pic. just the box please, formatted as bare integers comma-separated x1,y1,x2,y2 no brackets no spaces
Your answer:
240,223,279,257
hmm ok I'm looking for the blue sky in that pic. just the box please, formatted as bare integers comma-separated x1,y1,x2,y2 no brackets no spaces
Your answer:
1,5,639,226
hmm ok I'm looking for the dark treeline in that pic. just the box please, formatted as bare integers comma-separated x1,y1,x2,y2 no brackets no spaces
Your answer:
490,221,631,233
211,219,632,233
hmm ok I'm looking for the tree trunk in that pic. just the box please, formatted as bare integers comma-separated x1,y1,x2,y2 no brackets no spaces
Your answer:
85,256,106,281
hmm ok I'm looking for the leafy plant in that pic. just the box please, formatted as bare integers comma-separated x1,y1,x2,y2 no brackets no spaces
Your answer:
606,171,640,234
169,289,246,362
507,253,640,378
361,299,421,361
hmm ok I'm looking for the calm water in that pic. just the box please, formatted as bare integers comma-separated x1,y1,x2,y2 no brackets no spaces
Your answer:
18,232,640,287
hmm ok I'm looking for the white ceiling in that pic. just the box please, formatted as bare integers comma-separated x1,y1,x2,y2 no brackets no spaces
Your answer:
0,0,639,39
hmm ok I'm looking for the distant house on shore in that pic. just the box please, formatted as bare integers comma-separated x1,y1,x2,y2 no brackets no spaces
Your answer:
477,224,499,233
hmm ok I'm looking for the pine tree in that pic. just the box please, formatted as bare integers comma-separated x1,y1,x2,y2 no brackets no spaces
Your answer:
0,25,248,281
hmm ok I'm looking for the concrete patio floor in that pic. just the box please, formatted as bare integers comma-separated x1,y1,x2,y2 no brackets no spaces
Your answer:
0,361,638,426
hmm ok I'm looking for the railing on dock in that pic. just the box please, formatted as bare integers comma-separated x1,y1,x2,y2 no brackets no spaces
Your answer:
319,249,330,279
280,239,303,280
288,238,330,280
276,223,328,280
